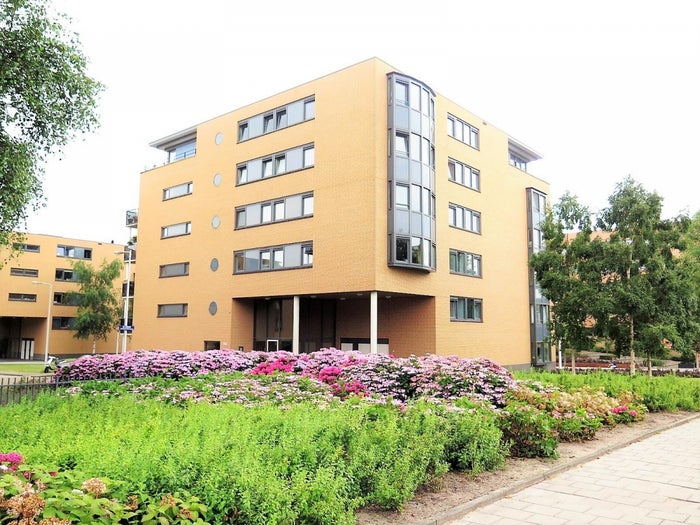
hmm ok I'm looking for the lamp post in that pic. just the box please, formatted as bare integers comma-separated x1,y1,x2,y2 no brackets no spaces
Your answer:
31,280,52,363
114,248,133,354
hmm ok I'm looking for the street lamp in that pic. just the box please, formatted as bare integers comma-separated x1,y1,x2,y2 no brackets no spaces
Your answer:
31,280,52,364
115,248,133,354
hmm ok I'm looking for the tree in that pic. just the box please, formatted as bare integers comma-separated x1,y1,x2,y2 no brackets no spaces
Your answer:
530,192,610,372
532,178,697,376
678,211,700,366
597,177,693,375
0,0,103,252
66,259,122,354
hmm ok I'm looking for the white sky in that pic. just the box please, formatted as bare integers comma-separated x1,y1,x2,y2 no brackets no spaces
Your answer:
25,0,700,243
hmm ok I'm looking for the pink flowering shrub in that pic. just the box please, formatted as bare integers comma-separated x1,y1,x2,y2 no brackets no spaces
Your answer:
55,348,517,408
0,452,23,473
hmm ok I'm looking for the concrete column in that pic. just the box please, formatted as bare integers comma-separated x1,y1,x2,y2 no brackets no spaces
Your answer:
292,295,300,355
370,291,378,354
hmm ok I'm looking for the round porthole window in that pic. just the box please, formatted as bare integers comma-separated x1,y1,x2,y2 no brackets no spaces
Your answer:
210,258,219,271
215,132,224,145
213,173,222,187
209,301,217,315
212,215,221,229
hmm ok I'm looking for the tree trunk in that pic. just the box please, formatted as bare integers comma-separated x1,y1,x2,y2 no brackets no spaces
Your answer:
629,317,636,375
92,338,96,355
571,352,576,375
646,353,653,378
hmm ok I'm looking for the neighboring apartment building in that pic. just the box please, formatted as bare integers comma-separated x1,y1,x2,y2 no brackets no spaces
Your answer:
0,234,130,360
131,57,550,368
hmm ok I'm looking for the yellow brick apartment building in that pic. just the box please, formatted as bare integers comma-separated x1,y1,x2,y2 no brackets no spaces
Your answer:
131,58,550,368
0,234,128,359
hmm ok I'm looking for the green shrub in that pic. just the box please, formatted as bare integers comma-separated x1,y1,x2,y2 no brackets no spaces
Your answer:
444,400,506,473
498,402,559,458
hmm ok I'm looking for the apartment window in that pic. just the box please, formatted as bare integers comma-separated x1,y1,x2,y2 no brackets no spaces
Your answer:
236,192,313,229
261,203,272,223
260,250,271,270
12,243,40,253
237,165,248,184
238,96,315,142
263,114,274,133
274,154,286,174
532,228,544,252
303,145,315,167
236,209,246,227
158,303,188,318
167,139,196,163
163,181,193,200
532,192,546,214
448,159,480,191
53,292,80,306
10,267,39,277
536,304,549,324
234,242,313,273
161,221,191,239
449,249,482,277
276,109,287,128
395,132,408,156
237,143,314,185
262,158,273,177
274,201,285,220
56,245,92,260
238,122,249,141
449,203,481,233
272,248,284,269
509,152,528,171
304,98,315,119
302,194,314,215
450,297,483,322
55,268,77,281
52,317,75,330
159,262,190,278
395,184,409,208
8,293,36,302
447,114,479,149
302,244,313,266
395,81,409,106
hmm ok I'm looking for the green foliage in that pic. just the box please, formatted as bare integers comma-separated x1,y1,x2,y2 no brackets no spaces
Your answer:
444,400,507,473
0,394,465,523
0,0,103,250
532,177,699,373
67,259,122,346
514,370,700,412
498,402,559,458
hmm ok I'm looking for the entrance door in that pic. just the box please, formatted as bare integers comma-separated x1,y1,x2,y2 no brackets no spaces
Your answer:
20,338,34,360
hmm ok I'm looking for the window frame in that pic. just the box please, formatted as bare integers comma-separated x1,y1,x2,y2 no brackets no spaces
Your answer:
159,262,190,278
449,296,483,322
10,267,39,277
157,303,189,318
161,221,192,239
163,181,193,201
448,203,481,234
449,249,482,277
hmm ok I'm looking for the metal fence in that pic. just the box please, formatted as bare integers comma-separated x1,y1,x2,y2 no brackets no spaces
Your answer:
0,375,64,406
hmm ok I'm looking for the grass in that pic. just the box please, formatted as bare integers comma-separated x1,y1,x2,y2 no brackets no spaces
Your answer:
0,362,46,374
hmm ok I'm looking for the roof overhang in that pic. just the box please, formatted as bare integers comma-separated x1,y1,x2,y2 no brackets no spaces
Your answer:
149,126,197,151
508,137,542,163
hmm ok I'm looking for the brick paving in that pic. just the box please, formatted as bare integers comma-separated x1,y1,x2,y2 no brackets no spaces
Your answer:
442,416,700,525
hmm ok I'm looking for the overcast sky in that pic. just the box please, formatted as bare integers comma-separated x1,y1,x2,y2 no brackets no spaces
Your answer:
24,0,700,243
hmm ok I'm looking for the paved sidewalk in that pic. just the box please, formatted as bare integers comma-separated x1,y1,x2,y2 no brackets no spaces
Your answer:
443,416,700,525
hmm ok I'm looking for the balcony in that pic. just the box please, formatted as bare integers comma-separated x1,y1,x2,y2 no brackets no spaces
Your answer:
126,209,138,228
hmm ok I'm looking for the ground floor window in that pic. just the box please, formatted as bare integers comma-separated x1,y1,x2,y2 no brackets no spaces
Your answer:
449,296,482,322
